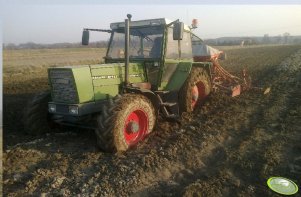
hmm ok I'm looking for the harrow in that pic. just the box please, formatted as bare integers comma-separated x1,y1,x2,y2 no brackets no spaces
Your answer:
193,44,253,97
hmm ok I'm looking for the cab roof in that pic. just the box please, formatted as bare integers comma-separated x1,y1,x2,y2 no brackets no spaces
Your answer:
110,18,191,31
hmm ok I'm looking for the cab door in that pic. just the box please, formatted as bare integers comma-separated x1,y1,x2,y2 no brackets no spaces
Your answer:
159,27,193,91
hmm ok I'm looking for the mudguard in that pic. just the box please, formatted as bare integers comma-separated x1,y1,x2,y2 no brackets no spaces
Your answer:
163,61,212,91
125,87,160,110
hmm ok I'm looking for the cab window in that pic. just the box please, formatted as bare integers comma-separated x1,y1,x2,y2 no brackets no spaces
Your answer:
166,27,192,60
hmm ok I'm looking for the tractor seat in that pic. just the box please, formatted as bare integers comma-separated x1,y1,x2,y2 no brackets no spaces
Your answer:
149,37,162,58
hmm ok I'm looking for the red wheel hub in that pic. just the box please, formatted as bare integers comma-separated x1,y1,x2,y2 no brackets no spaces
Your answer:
124,109,148,145
191,81,205,109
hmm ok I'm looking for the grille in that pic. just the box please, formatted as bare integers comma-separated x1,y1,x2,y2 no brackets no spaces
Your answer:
49,69,78,103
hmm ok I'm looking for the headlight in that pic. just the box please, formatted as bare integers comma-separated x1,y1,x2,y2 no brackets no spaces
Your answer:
48,104,56,113
69,106,79,115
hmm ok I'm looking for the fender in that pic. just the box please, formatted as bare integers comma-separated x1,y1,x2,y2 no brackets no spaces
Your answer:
164,61,212,91
125,87,160,110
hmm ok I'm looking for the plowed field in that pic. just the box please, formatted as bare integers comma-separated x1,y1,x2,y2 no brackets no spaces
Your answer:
3,45,301,196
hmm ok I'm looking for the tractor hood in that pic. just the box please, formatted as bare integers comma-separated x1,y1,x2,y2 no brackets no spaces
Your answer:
48,63,145,104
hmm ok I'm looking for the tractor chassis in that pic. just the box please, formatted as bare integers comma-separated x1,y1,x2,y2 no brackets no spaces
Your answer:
49,87,182,130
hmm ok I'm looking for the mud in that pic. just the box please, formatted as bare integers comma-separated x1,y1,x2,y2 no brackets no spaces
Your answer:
3,45,301,196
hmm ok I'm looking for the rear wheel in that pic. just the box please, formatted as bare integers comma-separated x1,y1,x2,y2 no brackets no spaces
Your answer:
95,94,156,152
179,67,211,113
23,91,53,135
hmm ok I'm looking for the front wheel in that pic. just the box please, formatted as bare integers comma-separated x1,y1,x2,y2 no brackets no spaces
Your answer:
95,94,156,152
23,91,53,135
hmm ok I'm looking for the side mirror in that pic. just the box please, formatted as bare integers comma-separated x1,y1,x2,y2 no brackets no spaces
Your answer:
173,22,184,40
82,30,89,45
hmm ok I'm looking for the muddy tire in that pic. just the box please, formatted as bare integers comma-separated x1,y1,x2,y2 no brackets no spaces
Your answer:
23,91,52,135
95,94,156,152
179,67,211,113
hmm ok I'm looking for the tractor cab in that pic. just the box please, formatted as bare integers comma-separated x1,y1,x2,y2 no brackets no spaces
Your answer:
83,18,197,91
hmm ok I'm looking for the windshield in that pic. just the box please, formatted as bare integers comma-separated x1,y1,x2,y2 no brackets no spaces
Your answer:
107,26,164,59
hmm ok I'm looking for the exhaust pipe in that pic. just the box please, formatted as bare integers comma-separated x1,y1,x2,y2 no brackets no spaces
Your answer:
124,14,132,87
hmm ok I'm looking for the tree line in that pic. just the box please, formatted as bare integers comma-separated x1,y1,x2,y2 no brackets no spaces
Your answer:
4,34,301,49
3,41,108,50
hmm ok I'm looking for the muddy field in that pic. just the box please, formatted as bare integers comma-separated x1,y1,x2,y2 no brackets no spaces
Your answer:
2,45,301,196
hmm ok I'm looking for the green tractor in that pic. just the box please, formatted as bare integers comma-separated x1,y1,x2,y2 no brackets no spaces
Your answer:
23,14,213,152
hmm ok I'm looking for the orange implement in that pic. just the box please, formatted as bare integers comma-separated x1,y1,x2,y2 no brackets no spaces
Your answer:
231,85,241,97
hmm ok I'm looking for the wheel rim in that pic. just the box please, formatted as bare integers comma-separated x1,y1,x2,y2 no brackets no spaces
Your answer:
124,109,148,145
191,81,206,109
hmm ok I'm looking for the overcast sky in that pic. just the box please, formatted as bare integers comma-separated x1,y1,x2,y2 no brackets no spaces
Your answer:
1,3,301,44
